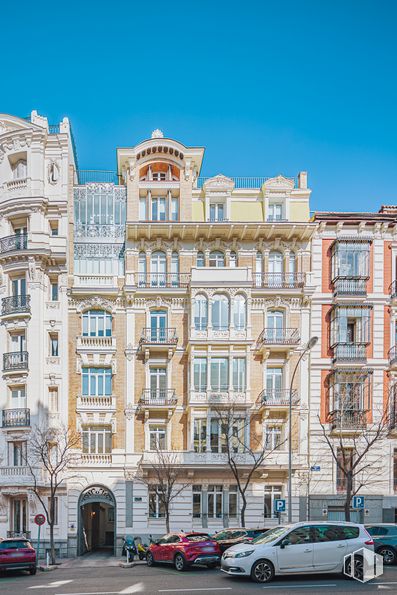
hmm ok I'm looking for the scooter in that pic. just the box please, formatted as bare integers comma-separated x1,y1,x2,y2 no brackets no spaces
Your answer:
134,536,148,560
122,535,137,561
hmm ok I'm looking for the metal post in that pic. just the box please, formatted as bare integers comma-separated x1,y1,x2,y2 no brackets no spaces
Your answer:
36,525,41,568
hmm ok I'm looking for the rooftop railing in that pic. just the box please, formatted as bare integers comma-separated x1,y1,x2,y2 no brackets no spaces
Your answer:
197,176,296,189
76,170,122,185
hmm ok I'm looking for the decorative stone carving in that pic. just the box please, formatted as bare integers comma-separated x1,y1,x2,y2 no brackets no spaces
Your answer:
202,174,235,193
80,485,115,505
124,404,136,419
72,296,120,313
263,175,294,191
28,258,36,281
124,343,134,361
151,129,164,139
48,160,60,184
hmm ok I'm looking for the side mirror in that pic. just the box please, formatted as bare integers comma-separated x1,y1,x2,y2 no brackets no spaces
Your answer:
280,538,289,549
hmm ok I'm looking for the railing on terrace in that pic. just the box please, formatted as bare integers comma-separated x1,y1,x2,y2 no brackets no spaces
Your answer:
2,408,30,428
257,389,299,407
197,176,296,189
1,295,31,316
140,328,178,345
137,273,190,288
258,328,300,345
332,276,368,296
77,170,122,185
48,124,60,134
78,336,115,349
77,395,115,408
80,453,112,465
0,234,28,253
3,351,29,371
332,343,367,362
389,392,397,431
139,389,177,407
329,410,367,430
253,273,305,289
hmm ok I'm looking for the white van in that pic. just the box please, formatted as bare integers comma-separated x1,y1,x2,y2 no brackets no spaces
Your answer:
221,521,374,583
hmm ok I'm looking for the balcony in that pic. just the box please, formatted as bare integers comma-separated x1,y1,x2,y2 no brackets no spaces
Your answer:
189,389,249,406
332,343,367,363
257,389,299,408
2,408,30,428
389,346,397,368
1,295,31,318
0,234,28,254
76,336,116,353
253,273,305,290
139,328,178,358
190,327,249,342
73,275,119,289
136,273,190,289
3,351,28,372
329,410,367,432
257,328,300,352
76,395,116,412
332,276,368,296
137,389,177,412
6,178,28,192
80,453,112,465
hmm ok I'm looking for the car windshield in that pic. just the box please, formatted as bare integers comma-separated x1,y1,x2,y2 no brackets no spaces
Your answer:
213,531,231,540
185,534,211,542
0,540,30,549
252,527,287,545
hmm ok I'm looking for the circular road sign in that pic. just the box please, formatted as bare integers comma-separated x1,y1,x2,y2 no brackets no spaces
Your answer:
34,514,46,526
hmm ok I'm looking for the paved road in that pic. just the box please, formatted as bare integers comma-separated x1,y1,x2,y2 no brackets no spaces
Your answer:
1,562,397,594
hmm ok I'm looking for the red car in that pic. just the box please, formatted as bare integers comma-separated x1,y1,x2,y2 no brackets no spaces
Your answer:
0,538,36,575
146,532,221,571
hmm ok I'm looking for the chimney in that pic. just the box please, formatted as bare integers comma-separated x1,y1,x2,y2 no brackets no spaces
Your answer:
298,171,307,189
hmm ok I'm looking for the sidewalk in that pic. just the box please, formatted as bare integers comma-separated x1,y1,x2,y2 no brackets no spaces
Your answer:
57,552,145,569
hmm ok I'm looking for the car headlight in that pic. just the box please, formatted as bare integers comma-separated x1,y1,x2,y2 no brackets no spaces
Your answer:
235,550,255,558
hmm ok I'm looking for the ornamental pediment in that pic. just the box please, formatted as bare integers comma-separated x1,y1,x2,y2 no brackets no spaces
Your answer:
263,175,294,191
202,174,235,193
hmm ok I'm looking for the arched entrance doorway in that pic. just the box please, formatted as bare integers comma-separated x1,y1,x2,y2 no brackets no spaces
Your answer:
78,485,116,556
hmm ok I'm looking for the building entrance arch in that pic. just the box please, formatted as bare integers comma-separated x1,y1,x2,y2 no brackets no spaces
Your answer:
78,485,116,556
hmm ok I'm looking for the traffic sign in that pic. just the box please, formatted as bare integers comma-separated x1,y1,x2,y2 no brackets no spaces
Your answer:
352,495,365,509
274,498,286,513
34,513,46,526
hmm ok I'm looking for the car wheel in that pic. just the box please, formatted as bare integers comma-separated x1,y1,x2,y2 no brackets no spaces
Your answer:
250,559,274,584
30,566,37,575
146,552,156,567
345,555,363,581
174,553,186,572
378,547,396,565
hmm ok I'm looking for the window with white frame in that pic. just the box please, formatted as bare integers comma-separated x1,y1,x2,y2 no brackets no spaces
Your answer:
82,367,112,396
12,159,27,180
208,485,223,518
82,425,112,453
255,251,263,286
264,485,282,518
268,203,283,221
9,441,26,466
83,310,112,337
193,418,207,452
210,357,229,391
230,418,245,453
193,357,207,391
151,197,167,221
267,310,284,341
209,203,224,222
150,251,166,286
49,333,59,357
212,295,229,330
209,251,225,267
170,251,179,286
149,486,166,518
265,425,283,450
266,367,283,400
149,425,166,451
196,251,205,267
171,197,179,221
232,358,246,391
194,295,208,330
192,485,202,518
50,280,59,301
48,387,59,413
149,367,167,398
233,295,246,329
10,386,26,408
139,197,147,221
138,252,146,287
210,418,228,453
230,251,237,267
228,485,238,518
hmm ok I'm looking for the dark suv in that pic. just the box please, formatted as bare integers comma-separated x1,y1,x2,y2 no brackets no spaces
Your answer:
366,524,397,565
212,528,270,552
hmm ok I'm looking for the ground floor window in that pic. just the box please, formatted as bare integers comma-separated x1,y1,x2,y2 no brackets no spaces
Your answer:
12,498,28,534
193,485,202,518
208,485,223,518
264,485,282,518
228,485,238,518
149,487,166,518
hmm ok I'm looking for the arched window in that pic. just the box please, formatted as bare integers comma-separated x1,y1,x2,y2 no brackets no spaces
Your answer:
230,251,238,268
255,251,263,286
233,295,246,329
151,251,166,287
266,310,284,341
197,251,205,267
194,294,208,330
171,251,179,287
82,310,112,337
13,159,27,180
138,252,146,287
212,294,229,330
268,251,283,286
209,251,225,268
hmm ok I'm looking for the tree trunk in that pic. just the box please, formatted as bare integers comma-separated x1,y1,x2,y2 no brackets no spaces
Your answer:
166,510,170,533
344,473,352,522
240,494,247,528
50,522,56,565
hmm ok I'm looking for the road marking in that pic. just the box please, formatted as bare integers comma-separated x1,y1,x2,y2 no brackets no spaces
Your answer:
120,585,144,594
30,580,73,589
159,589,232,593
262,585,337,590
57,585,144,595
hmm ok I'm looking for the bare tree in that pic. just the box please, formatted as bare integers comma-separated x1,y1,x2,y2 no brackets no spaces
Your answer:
138,445,191,533
318,395,390,521
25,425,80,564
214,404,287,527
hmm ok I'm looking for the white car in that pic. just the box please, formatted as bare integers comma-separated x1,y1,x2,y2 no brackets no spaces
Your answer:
221,521,374,583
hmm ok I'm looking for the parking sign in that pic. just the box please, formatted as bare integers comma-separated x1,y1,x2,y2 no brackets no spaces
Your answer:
274,498,286,513
352,495,365,509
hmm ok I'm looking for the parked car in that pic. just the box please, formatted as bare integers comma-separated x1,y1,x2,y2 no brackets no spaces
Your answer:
212,528,271,552
221,521,374,584
366,524,397,565
0,537,36,575
146,532,221,571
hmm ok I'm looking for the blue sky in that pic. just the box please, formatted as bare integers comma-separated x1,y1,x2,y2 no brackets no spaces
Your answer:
2,0,396,212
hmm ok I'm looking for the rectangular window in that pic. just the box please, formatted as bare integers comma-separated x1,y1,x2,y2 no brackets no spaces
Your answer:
10,441,26,466
208,485,223,518
48,496,58,525
82,425,112,453
264,485,282,518
193,485,202,518
229,485,238,518
232,358,246,391
193,418,207,453
151,197,167,221
194,358,207,391
10,386,26,408
49,221,59,236
210,358,228,391
336,448,353,493
149,425,166,451
171,197,179,221
82,310,112,337
230,418,245,453
265,425,282,450
149,487,166,518
50,281,59,301
210,419,228,453
139,197,147,221
48,387,59,413
82,367,112,396
268,203,283,221
209,203,224,222
49,333,59,357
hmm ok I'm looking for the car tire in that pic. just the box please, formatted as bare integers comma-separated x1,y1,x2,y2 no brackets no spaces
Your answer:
30,567,37,575
344,554,363,581
146,552,156,567
174,553,186,572
378,546,397,565
250,559,275,584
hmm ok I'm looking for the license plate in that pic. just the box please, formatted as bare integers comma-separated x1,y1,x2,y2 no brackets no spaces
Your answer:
10,552,24,557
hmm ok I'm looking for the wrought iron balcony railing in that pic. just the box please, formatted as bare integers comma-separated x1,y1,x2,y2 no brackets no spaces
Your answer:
0,234,28,253
1,295,31,316
140,328,178,345
332,343,367,362
137,273,190,288
332,276,368,296
3,351,29,371
258,328,300,345
390,280,397,299
257,388,299,407
253,273,305,289
2,408,30,428
389,346,397,367
139,389,177,407
329,410,367,430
